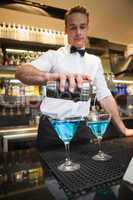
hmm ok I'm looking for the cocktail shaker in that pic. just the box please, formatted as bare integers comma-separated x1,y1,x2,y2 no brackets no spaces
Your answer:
46,80,91,102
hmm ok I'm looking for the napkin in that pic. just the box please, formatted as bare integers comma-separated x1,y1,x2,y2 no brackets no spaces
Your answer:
123,157,133,184
40,97,90,119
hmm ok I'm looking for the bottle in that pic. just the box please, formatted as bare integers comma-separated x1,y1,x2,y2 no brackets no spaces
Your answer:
0,48,3,66
12,23,17,40
46,80,91,102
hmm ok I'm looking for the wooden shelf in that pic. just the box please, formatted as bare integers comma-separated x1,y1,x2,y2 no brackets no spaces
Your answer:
0,38,107,55
0,65,16,72
0,38,62,51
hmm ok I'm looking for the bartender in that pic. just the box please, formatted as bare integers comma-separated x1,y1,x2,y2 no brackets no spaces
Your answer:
16,5,133,152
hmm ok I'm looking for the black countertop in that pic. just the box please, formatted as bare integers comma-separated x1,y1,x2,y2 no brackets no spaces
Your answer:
0,137,133,200
40,136,133,199
0,148,56,200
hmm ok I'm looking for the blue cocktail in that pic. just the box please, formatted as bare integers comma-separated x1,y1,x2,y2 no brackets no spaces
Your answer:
86,113,112,161
50,117,81,171
88,120,109,138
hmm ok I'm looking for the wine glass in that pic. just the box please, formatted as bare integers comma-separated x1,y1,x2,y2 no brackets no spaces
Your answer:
49,117,82,172
86,111,112,161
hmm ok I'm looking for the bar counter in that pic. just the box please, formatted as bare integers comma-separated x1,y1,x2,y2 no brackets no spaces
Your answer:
0,136,133,200
0,116,132,152
0,125,37,152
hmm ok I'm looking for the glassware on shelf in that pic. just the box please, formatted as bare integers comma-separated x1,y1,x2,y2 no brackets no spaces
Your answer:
86,110,112,161
49,117,82,172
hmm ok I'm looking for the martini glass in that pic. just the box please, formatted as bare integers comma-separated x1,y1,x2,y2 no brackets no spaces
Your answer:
49,117,81,172
86,111,112,161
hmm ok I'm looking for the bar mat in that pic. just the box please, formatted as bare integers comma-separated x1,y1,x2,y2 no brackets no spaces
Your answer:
40,138,133,199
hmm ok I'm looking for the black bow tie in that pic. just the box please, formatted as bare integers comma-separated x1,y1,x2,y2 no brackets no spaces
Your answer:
70,46,86,57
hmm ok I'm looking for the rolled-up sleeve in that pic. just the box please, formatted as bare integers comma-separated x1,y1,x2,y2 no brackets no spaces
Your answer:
94,58,112,101
31,50,56,72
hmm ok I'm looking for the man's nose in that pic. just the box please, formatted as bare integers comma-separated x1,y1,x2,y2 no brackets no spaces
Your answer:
76,28,81,35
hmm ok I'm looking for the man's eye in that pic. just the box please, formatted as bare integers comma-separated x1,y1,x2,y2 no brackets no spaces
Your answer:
70,27,76,30
80,26,86,29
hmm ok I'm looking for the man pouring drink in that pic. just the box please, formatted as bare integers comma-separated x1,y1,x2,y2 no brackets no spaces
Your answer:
16,5,133,152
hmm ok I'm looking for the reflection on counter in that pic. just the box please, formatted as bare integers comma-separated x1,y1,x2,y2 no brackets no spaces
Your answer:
0,149,44,198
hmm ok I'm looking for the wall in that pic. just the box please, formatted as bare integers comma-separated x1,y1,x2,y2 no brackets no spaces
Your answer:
0,0,133,45
0,8,64,31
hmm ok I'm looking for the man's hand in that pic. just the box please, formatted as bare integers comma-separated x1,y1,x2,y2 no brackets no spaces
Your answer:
48,73,92,92
124,128,133,137
16,65,92,90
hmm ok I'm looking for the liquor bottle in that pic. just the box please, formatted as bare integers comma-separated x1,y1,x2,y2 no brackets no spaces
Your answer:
1,22,7,38
0,48,3,66
42,28,48,44
12,23,17,40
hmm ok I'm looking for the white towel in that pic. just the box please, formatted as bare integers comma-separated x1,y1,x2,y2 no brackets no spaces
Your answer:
40,97,91,119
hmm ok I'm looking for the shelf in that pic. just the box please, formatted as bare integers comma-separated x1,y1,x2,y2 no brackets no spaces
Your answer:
122,116,133,120
0,73,15,78
0,65,16,72
109,42,126,52
113,79,133,84
0,65,16,78
86,46,106,55
0,38,107,55
0,125,37,134
0,185,45,200
0,38,62,51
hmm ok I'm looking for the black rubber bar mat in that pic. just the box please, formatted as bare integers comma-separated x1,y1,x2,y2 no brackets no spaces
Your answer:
40,138,133,199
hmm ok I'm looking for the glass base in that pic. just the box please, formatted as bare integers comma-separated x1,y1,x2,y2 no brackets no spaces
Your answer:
92,151,112,161
57,161,80,172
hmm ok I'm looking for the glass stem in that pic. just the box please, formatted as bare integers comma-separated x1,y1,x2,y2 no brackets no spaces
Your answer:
64,142,71,165
97,137,103,155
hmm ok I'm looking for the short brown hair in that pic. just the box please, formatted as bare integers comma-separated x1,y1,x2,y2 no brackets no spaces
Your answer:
65,5,89,26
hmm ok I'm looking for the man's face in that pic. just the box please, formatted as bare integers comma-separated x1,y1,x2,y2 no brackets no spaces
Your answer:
65,12,89,48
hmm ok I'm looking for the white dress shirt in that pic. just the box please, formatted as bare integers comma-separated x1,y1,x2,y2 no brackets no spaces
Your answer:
31,45,111,119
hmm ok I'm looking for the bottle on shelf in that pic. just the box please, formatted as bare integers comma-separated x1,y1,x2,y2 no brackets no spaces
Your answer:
0,48,3,66
6,23,11,39
12,23,17,40
113,83,128,96
0,22,7,38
